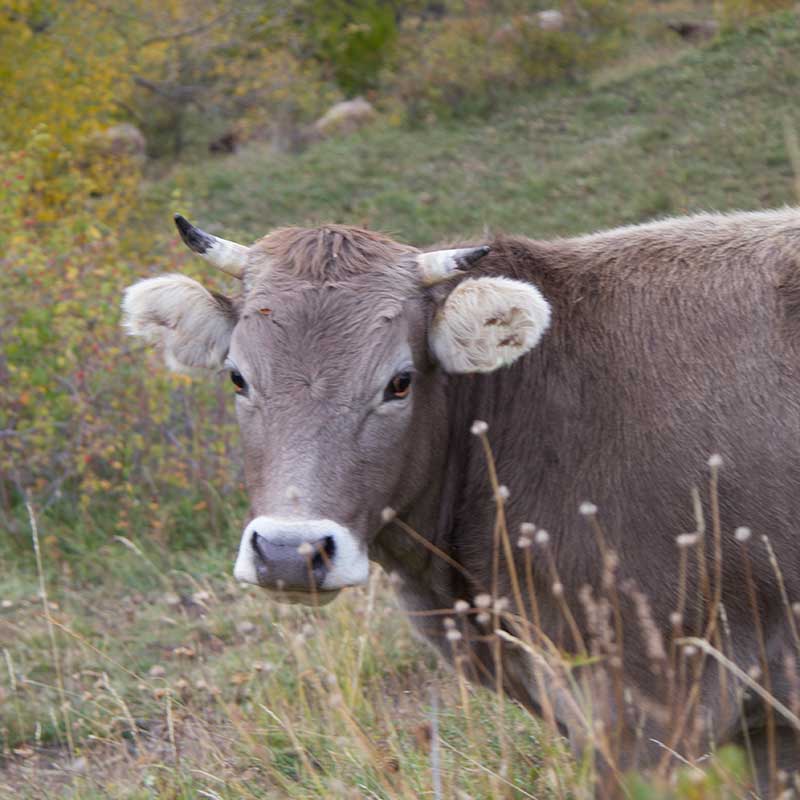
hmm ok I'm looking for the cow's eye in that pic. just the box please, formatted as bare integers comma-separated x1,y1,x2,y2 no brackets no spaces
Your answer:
230,370,247,393
383,371,412,402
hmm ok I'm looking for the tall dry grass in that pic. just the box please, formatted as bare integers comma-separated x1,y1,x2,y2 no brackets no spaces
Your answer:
8,429,796,798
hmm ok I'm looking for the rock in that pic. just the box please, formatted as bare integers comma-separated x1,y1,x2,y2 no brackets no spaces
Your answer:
667,20,719,42
88,123,147,159
209,130,240,155
536,9,564,32
491,10,565,45
313,97,376,138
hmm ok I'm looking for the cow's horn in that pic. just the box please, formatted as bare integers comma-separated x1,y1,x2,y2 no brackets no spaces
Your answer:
417,246,490,286
174,214,250,279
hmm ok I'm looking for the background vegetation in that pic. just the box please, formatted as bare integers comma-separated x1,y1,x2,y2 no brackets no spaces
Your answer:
2,0,799,797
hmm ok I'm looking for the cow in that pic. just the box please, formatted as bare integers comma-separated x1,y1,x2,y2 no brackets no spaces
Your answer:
122,209,800,795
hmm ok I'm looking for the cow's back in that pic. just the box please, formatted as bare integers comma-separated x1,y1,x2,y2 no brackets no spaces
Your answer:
443,209,800,699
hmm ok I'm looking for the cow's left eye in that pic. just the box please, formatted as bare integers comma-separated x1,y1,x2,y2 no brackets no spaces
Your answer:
230,370,247,393
383,371,412,402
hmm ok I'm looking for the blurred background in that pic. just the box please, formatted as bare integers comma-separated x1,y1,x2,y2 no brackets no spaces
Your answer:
1,0,799,797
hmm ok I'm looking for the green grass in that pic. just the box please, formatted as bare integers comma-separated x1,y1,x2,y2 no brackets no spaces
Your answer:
4,8,799,798
169,11,800,247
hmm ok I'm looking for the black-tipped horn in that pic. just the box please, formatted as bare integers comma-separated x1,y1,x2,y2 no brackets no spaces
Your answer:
417,245,491,285
455,245,491,268
172,212,250,279
174,214,215,255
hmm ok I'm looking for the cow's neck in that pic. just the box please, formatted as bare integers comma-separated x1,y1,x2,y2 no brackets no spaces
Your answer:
374,362,540,618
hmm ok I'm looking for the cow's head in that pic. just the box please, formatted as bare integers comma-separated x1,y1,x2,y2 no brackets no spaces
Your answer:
122,216,550,604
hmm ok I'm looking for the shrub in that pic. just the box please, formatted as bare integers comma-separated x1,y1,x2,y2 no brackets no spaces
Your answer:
297,0,401,95
383,0,629,125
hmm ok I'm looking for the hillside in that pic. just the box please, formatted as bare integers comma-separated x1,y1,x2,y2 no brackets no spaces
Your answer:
3,10,800,798
176,10,800,246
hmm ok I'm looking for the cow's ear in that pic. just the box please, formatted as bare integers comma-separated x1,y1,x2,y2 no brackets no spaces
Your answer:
430,277,551,374
121,275,237,373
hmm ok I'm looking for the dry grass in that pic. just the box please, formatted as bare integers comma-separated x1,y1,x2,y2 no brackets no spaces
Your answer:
2,448,786,799
0,512,560,799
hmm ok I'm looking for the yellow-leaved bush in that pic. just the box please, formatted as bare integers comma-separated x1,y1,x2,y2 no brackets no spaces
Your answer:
0,4,244,560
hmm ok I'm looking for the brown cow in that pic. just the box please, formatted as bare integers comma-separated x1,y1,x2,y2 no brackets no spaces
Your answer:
122,209,800,794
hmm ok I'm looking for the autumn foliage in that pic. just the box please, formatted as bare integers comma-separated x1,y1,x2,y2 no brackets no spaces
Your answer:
0,0,780,560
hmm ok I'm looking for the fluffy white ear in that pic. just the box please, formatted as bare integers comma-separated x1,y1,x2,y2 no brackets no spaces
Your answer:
121,274,237,373
430,277,551,373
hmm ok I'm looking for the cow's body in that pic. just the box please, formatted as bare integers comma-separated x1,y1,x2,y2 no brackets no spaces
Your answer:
377,209,800,773
124,208,800,792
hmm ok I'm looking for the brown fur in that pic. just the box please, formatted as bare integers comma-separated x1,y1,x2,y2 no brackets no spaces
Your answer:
247,225,416,284
128,208,800,793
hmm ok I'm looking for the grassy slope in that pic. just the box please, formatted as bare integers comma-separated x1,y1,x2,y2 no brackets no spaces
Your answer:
182,12,800,247
3,11,800,798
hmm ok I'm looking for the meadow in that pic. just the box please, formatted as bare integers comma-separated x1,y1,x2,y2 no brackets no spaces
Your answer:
3,3,800,797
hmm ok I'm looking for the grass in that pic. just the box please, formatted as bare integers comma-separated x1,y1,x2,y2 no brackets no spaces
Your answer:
1,526,557,799
4,6,800,798
166,10,800,248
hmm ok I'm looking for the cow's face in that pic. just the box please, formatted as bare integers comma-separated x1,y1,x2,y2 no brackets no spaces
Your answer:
122,220,550,604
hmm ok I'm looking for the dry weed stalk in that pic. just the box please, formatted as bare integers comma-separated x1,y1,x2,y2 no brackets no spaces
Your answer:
26,498,75,759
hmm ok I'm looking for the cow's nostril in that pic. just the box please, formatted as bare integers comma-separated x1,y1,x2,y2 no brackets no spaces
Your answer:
312,536,336,572
251,531,267,562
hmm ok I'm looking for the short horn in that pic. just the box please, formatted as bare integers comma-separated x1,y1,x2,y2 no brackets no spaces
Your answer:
417,246,490,286
174,214,250,279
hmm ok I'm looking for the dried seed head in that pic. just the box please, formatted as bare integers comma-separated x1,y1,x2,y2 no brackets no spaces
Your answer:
442,617,456,630
297,542,313,557
669,612,683,627
683,645,698,658
535,529,550,545
285,485,300,502
676,533,699,548
708,453,723,468
552,582,564,597
493,597,509,613
236,620,256,636
747,664,762,680
517,535,532,548
496,485,510,501
476,611,491,626
471,420,488,436
454,599,470,614
734,526,752,542
445,629,462,643
519,522,536,535
474,593,492,609
381,507,396,523
579,501,598,516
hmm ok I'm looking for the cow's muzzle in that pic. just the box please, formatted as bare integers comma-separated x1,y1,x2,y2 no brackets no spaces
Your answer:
233,517,369,602
251,532,334,590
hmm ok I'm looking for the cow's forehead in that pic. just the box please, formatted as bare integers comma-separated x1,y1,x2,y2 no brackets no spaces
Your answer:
232,277,428,378
244,224,419,290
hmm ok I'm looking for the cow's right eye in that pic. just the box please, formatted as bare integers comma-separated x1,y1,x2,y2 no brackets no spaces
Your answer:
230,370,246,393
